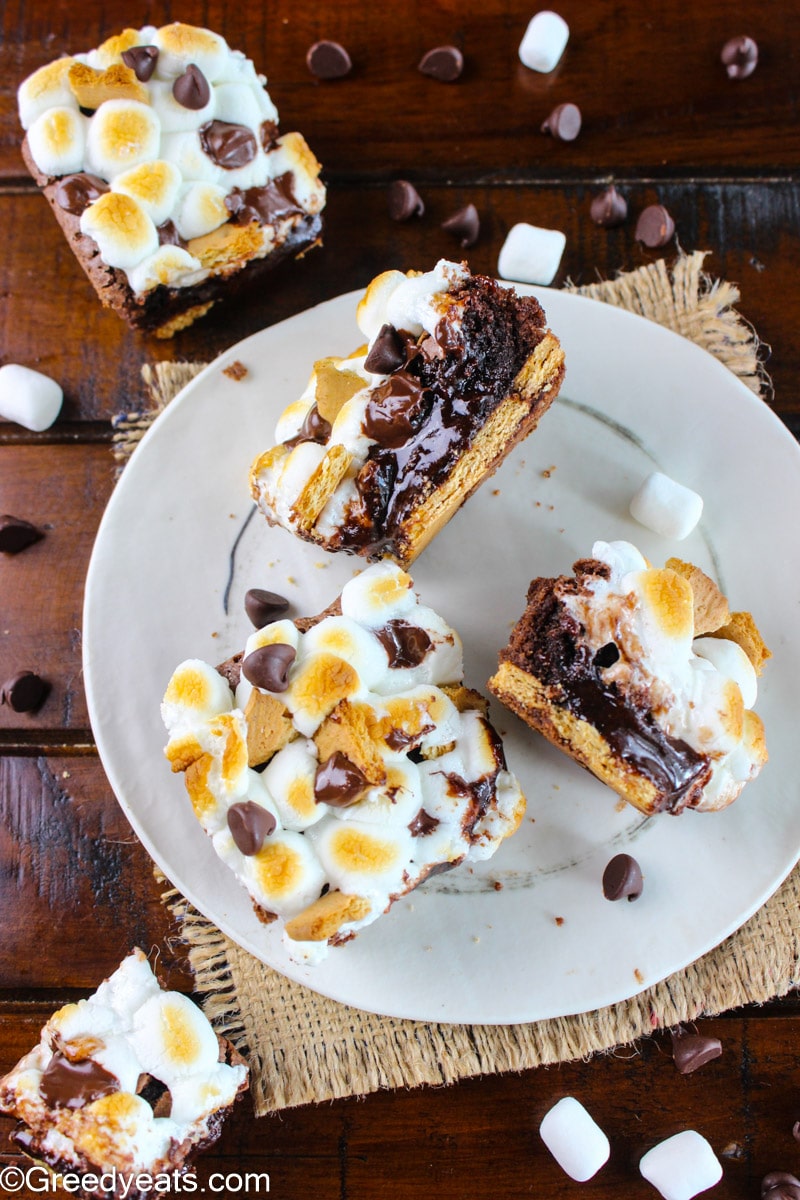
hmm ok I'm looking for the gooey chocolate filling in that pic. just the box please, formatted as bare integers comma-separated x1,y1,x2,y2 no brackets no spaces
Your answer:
39,1053,119,1109
376,620,432,668
328,276,547,558
503,570,711,812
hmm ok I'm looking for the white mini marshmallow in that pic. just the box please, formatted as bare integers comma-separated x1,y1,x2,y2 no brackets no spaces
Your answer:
112,160,183,227
81,192,159,271
131,991,220,1083
211,82,263,130
173,181,229,240
0,364,63,432
17,58,77,130
639,1130,722,1200
154,23,230,82
260,738,325,831
693,637,758,709
161,658,233,736
85,100,161,180
340,561,418,626
539,1097,610,1182
160,131,225,186
629,472,704,541
127,246,208,296
498,222,566,285
519,11,570,72
148,79,216,134
27,106,87,177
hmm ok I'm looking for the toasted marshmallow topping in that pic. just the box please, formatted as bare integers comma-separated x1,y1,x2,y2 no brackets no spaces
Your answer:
18,23,325,294
561,540,767,811
162,563,525,962
0,950,247,1176
251,261,474,548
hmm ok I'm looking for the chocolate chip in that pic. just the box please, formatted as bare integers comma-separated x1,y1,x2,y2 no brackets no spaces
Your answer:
364,324,406,374
635,204,676,248
121,45,159,82
314,751,370,807
387,180,425,221
260,120,279,151
0,515,44,554
200,121,257,169
670,1027,723,1074
242,644,296,692
1,671,50,713
593,642,620,669
54,173,109,216
602,853,643,901
306,40,352,80
173,63,211,110
418,45,464,82
441,203,480,248
244,589,290,629
541,102,582,141
157,220,186,248
590,185,628,228
762,1173,800,1200
721,35,758,79
793,1121,800,1143
227,801,277,856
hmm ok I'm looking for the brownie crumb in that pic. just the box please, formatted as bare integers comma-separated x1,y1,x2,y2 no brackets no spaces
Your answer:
554,915,565,926
493,880,504,891
223,360,248,381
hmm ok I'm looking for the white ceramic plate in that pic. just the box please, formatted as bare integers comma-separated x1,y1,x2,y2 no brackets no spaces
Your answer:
84,286,800,1024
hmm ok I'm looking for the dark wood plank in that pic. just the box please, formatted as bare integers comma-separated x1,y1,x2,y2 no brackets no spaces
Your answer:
1,1,799,180
0,446,114,733
1,182,798,430
0,756,190,993
2,1011,800,1198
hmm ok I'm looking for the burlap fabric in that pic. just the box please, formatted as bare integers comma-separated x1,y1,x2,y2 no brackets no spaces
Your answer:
114,252,794,1117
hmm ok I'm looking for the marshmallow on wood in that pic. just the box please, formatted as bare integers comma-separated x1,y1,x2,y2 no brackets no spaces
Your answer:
0,364,63,431
539,1096,610,1182
629,471,704,540
498,222,566,285
639,1130,722,1200
519,11,570,73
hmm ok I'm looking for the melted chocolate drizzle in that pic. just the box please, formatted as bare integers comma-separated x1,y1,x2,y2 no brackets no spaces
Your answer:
39,1054,119,1109
408,808,440,836
225,174,304,226
376,620,432,668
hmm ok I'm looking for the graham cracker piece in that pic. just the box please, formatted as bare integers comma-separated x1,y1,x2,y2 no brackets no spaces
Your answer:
67,61,148,106
290,443,351,532
284,890,371,943
244,689,295,767
313,357,365,423
154,302,215,339
441,684,489,716
187,223,264,273
665,558,730,635
313,700,387,786
707,611,772,675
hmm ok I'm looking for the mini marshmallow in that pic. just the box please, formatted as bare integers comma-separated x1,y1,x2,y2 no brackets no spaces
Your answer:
539,1096,610,1182
498,222,566,286
519,11,570,73
161,659,233,735
301,615,388,692
148,78,216,134
127,246,208,296
384,260,469,337
629,472,704,541
356,269,407,341
639,1130,722,1200
27,106,87,177
112,160,183,226
210,82,263,130
338,759,423,827
693,636,758,709
173,181,230,240
241,829,327,916
309,817,413,897
154,23,230,82
160,131,225,186
340,560,417,625
167,1061,244,1126
0,364,63,432
80,192,159,270
260,738,325,830
18,58,77,130
131,991,220,1083
85,100,161,179
92,949,163,1016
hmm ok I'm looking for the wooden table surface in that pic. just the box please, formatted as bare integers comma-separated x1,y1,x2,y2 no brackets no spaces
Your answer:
1,2,799,1197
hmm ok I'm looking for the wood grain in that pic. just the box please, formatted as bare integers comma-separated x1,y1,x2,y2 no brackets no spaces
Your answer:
1,1,799,180
0,183,797,430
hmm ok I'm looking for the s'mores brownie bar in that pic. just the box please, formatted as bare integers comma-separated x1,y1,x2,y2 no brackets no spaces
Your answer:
489,541,769,815
250,260,565,565
17,23,326,337
0,950,248,1195
162,562,526,964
